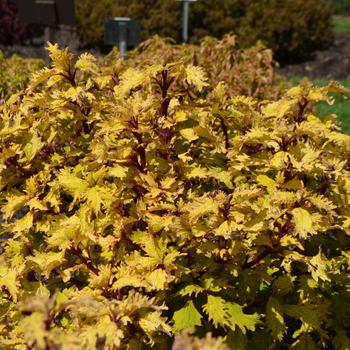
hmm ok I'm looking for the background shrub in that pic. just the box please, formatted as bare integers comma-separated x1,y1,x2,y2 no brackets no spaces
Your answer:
0,0,28,45
329,0,350,14
75,0,333,63
238,0,334,63
75,0,181,49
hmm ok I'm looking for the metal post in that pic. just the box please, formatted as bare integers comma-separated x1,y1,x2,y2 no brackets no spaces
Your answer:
44,26,54,64
118,22,127,61
182,0,189,43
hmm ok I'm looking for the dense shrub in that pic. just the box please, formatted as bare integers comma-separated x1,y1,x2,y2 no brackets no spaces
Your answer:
0,44,349,349
0,51,44,102
0,0,41,45
329,0,350,14
111,35,286,100
238,0,334,63
75,0,182,49
75,0,333,62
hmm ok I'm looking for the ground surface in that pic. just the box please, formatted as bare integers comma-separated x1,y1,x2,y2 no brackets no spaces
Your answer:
278,32,350,80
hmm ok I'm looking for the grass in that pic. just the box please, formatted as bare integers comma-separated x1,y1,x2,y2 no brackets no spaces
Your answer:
290,77,350,134
333,16,350,33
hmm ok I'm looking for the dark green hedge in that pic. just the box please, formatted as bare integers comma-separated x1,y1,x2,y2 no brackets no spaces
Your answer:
328,0,350,14
75,0,333,63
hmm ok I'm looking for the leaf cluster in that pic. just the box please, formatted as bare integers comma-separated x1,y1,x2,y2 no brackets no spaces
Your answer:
0,44,349,349
0,51,44,102
120,35,286,101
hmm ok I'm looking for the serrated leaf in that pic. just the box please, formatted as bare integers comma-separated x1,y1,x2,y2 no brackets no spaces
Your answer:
266,297,285,340
180,128,199,142
225,302,260,334
291,208,316,238
58,169,89,196
203,295,229,328
173,300,202,332
185,65,208,92
23,133,43,161
256,175,277,193
0,269,19,302
108,164,128,178
146,269,168,290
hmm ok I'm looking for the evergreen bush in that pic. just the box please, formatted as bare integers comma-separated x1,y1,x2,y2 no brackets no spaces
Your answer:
75,0,333,63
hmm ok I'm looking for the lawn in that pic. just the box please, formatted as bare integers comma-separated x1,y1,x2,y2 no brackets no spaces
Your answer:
313,79,350,134
333,16,350,33
289,77,350,134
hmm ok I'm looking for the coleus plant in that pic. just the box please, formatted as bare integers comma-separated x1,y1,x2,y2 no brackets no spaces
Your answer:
107,34,286,101
0,51,44,103
0,44,349,349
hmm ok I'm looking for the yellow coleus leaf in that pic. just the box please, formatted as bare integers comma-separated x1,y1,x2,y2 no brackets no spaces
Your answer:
291,208,316,238
214,81,227,101
89,265,111,288
180,128,199,142
2,194,29,220
27,251,65,277
46,42,73,72
287,86,302,98
307,88,326,102
58,169,89,197
146,269,168,290
146,213,173,233
187,195,219,225
308,249,331,282
75,52,98,72
114,68,146,97
256,175,277,193
108,164,129,179
0,268,19,302
85,186,111,215
266,297,285,341
174,111,187,123
185,65,208,92
173,300,202,332
11,212,34,232
46,74,64,87
203,295,228,328
18,312,47,349
23,133,43,162
262,99,294,118
225,302,260,334
139,311,172,338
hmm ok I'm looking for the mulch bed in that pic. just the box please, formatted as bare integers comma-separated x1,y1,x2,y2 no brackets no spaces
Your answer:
277,32,350,80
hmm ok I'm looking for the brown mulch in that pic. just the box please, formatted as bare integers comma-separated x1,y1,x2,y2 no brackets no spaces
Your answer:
277,32,350,80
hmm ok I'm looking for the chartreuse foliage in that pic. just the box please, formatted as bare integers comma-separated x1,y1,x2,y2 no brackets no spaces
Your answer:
0,51,44,102
0,44,350,349
110,35,286,100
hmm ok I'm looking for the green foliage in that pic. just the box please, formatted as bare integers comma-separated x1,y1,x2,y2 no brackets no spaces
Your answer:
0,43,350,349
75,0,333,62
237,0,333,62
329,0,350,14
0,51,44,102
